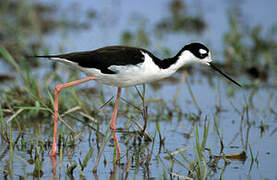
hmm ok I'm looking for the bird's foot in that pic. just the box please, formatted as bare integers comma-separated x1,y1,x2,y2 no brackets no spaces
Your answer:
110,124,116,131
49,146,57,157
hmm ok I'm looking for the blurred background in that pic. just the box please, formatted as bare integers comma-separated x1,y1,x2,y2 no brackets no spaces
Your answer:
0,0,276,179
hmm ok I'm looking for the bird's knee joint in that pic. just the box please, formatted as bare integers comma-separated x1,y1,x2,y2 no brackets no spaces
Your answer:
55,85,63,93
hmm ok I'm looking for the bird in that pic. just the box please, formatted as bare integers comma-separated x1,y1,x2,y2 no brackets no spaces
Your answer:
30,42,241,158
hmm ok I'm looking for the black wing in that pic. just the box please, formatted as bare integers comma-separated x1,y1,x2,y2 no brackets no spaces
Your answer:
53,46,149,74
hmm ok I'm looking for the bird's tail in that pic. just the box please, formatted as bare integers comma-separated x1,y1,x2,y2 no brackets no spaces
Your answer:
25,55,57,59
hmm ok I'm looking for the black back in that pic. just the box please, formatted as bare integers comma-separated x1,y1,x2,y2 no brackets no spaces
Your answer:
54,46,153,74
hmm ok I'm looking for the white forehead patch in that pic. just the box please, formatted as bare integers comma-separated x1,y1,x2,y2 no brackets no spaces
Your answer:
199,49,207,54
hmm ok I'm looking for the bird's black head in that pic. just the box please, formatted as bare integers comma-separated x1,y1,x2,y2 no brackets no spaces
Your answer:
181,42,210,59
175,42,211,66
176,42,241,87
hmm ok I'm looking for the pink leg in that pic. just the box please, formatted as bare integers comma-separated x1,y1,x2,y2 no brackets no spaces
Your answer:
110,87,122,158
49,76,96,157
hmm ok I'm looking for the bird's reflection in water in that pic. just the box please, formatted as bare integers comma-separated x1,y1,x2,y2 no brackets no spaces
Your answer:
49,155,57,180
49,152,120,179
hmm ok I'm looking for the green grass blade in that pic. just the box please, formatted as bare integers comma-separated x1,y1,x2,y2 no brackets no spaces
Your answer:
82,147,94,170
0,46,27,83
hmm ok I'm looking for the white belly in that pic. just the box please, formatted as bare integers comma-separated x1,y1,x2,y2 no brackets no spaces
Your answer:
80,63,172,87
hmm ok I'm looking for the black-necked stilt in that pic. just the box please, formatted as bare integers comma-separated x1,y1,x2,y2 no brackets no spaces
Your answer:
31,42,241,158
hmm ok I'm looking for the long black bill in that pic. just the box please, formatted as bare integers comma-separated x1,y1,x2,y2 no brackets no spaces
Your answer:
209,62,241,87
